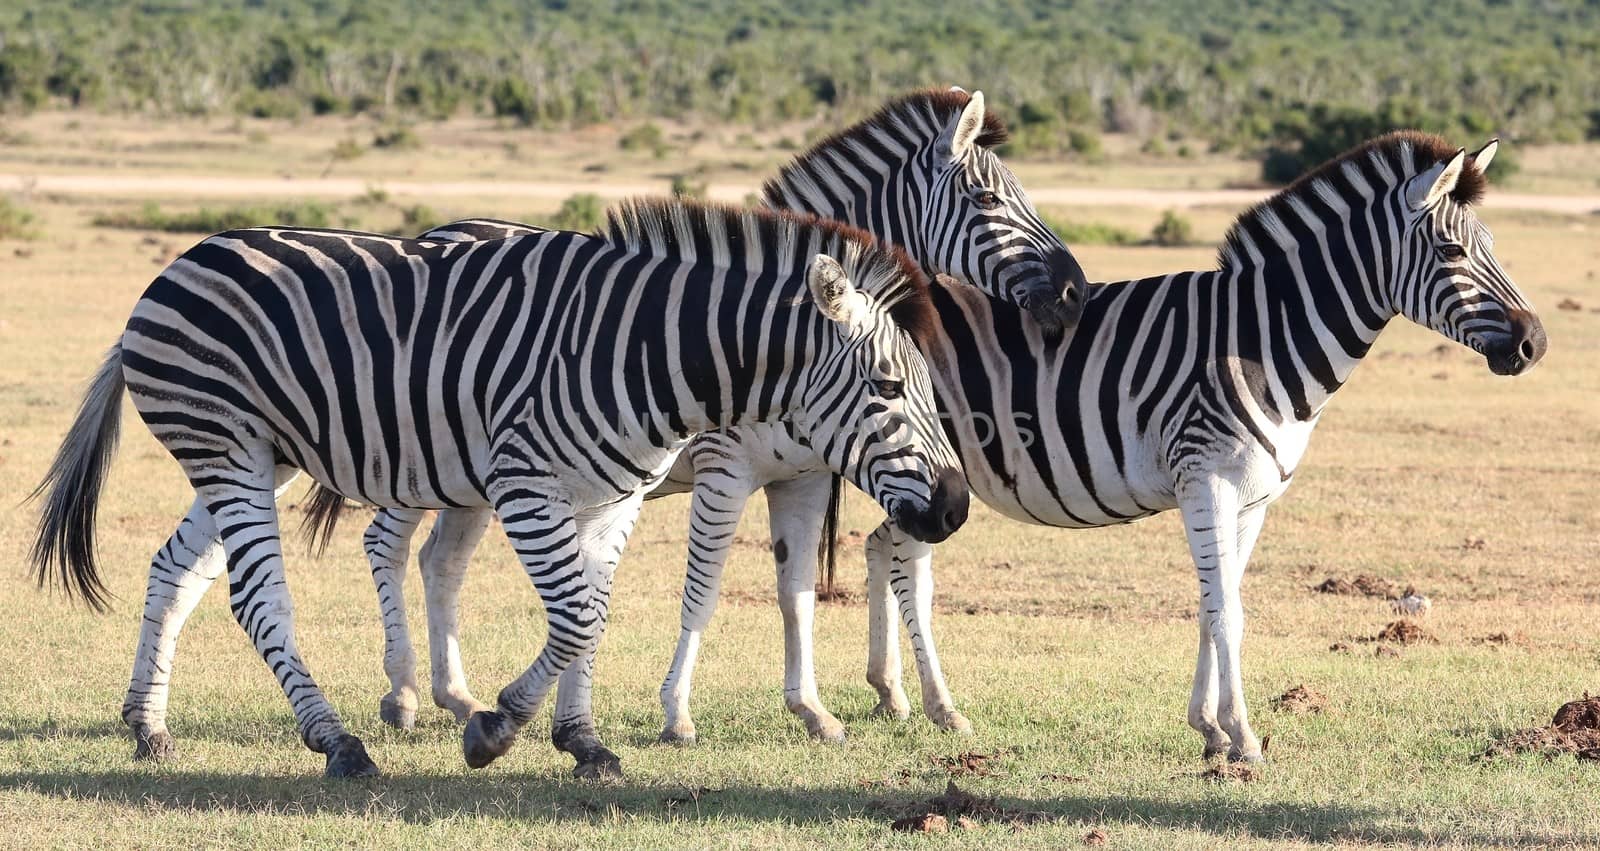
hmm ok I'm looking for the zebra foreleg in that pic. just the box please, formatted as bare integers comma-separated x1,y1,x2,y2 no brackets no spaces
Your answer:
864,526,912,720
874,521,970,734
198,465,374,777
767,473,847,743
1178,475,1264,764
417,507,494,722
364,508,427,731
659,441,760,745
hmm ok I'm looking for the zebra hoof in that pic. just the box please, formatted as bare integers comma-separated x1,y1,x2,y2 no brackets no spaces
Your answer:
658,727,697,747
572,748,624,782
379,696,417,731
1228,748,1265,765
870,698,912,722
132,728,176,762
324,735,380,778
463,710,516,769
935,710,974,736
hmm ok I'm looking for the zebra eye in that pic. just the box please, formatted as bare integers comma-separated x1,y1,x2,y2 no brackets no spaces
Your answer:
1438,244,1467,262
973,190,1001,210
873,379,904,400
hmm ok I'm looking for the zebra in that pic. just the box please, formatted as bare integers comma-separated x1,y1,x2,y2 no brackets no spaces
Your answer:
28,199,970,779
292,88,1088,741
673,131,1548,762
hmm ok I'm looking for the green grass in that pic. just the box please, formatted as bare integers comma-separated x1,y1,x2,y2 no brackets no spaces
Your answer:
0,200,1597,848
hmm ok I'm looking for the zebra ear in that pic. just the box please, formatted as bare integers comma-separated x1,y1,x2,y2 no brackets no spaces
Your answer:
808,254,867,327
937,89,986,164
1470,138,1499,174
1406,147,1468,211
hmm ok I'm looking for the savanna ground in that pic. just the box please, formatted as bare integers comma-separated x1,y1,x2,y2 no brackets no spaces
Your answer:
1,115,1598,849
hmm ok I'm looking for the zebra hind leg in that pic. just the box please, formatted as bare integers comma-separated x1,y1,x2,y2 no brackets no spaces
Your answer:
364,507,427,731
418,507,495,722
196,466,375,777
122,498,227,762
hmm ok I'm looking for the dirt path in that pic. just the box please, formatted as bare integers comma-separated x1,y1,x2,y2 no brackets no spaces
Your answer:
4,172,1597,214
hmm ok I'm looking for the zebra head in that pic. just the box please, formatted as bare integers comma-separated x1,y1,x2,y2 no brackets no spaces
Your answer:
1393,139,1547,376
922,90,1088,334
798,253,968,544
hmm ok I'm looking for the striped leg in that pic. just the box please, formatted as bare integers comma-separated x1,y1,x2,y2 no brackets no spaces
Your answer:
1179,475,1264,763
195,464,374,776
366,508,427,731
417,507,494,721
550,496,642,779
659,445,758,745
767,473,847,743
868,521,970,733
463,487,639,776
122,467,300,762
864,526,911,720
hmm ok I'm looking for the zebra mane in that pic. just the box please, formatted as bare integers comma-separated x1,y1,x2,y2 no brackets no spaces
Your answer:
601,198,936,346
1219,130,1488,269
762,88,1009,205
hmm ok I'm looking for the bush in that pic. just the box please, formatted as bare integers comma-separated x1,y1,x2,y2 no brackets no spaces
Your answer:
669,174,707,199
619,122,668,157
0,194,37,240
1043,215,1138,246
331,138,365,161
372,125,421,150
1066,128,1103,159
398,203,440,232
545,193,603,232
1149,210,1195,247
92,201,333,233
490,78,537,125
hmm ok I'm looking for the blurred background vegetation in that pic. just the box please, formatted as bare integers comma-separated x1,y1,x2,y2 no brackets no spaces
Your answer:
1,0,1596,183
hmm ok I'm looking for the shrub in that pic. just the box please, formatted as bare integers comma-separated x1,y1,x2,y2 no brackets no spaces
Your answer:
331,138,365,161
92,201,333,233
619,122,668,157
398,203,440,232
1149,210,1195,247
546,193,603,232
1043,215,1138,246
670,174,707,199
372,125,421,150
1066,128,1103,159
0,194,37,240
490,77,537,125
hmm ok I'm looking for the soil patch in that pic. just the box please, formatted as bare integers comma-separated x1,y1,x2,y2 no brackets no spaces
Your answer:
890,813,948,834
1375,618,1436,645
1314,574,1403,598
1271,685,1328,715
933,749,1009,777
1483,694,1600,761
1200,762,1261,782
1084,828,1109,846
877,781,1053,831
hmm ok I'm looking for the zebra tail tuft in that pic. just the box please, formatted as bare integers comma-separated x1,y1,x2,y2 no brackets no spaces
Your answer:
816,474,842,597
298,485,351,558
28,342,126,613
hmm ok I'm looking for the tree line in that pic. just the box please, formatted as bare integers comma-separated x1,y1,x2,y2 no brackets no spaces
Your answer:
2,0,1596,180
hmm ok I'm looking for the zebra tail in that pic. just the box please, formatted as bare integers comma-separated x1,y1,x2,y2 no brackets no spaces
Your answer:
298,484,351,558
28,342,126,613
816,474,841,598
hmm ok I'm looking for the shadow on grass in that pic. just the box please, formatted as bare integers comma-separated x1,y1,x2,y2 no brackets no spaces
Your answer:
0,767,1583,846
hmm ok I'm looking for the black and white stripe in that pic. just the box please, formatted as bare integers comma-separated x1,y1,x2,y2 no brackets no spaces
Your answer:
817,132,1546,761
29,200,968,778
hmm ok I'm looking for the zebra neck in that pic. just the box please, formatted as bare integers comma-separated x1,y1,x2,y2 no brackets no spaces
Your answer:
1232,231,1395,418
765,150,928,267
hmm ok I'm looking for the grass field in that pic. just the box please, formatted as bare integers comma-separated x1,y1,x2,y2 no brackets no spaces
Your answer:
1,116,1598,848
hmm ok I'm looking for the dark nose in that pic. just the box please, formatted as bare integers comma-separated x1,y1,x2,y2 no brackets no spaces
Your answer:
897,468,969,544
1509,308,1547,366
1025,250,1087,335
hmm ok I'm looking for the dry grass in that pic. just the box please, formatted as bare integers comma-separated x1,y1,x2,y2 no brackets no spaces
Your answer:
0,135,1598,848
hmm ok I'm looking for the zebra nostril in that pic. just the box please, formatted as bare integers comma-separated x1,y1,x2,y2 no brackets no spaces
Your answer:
1519,339,1535,360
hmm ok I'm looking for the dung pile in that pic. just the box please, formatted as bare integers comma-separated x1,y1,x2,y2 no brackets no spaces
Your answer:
1483,694,1600,761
